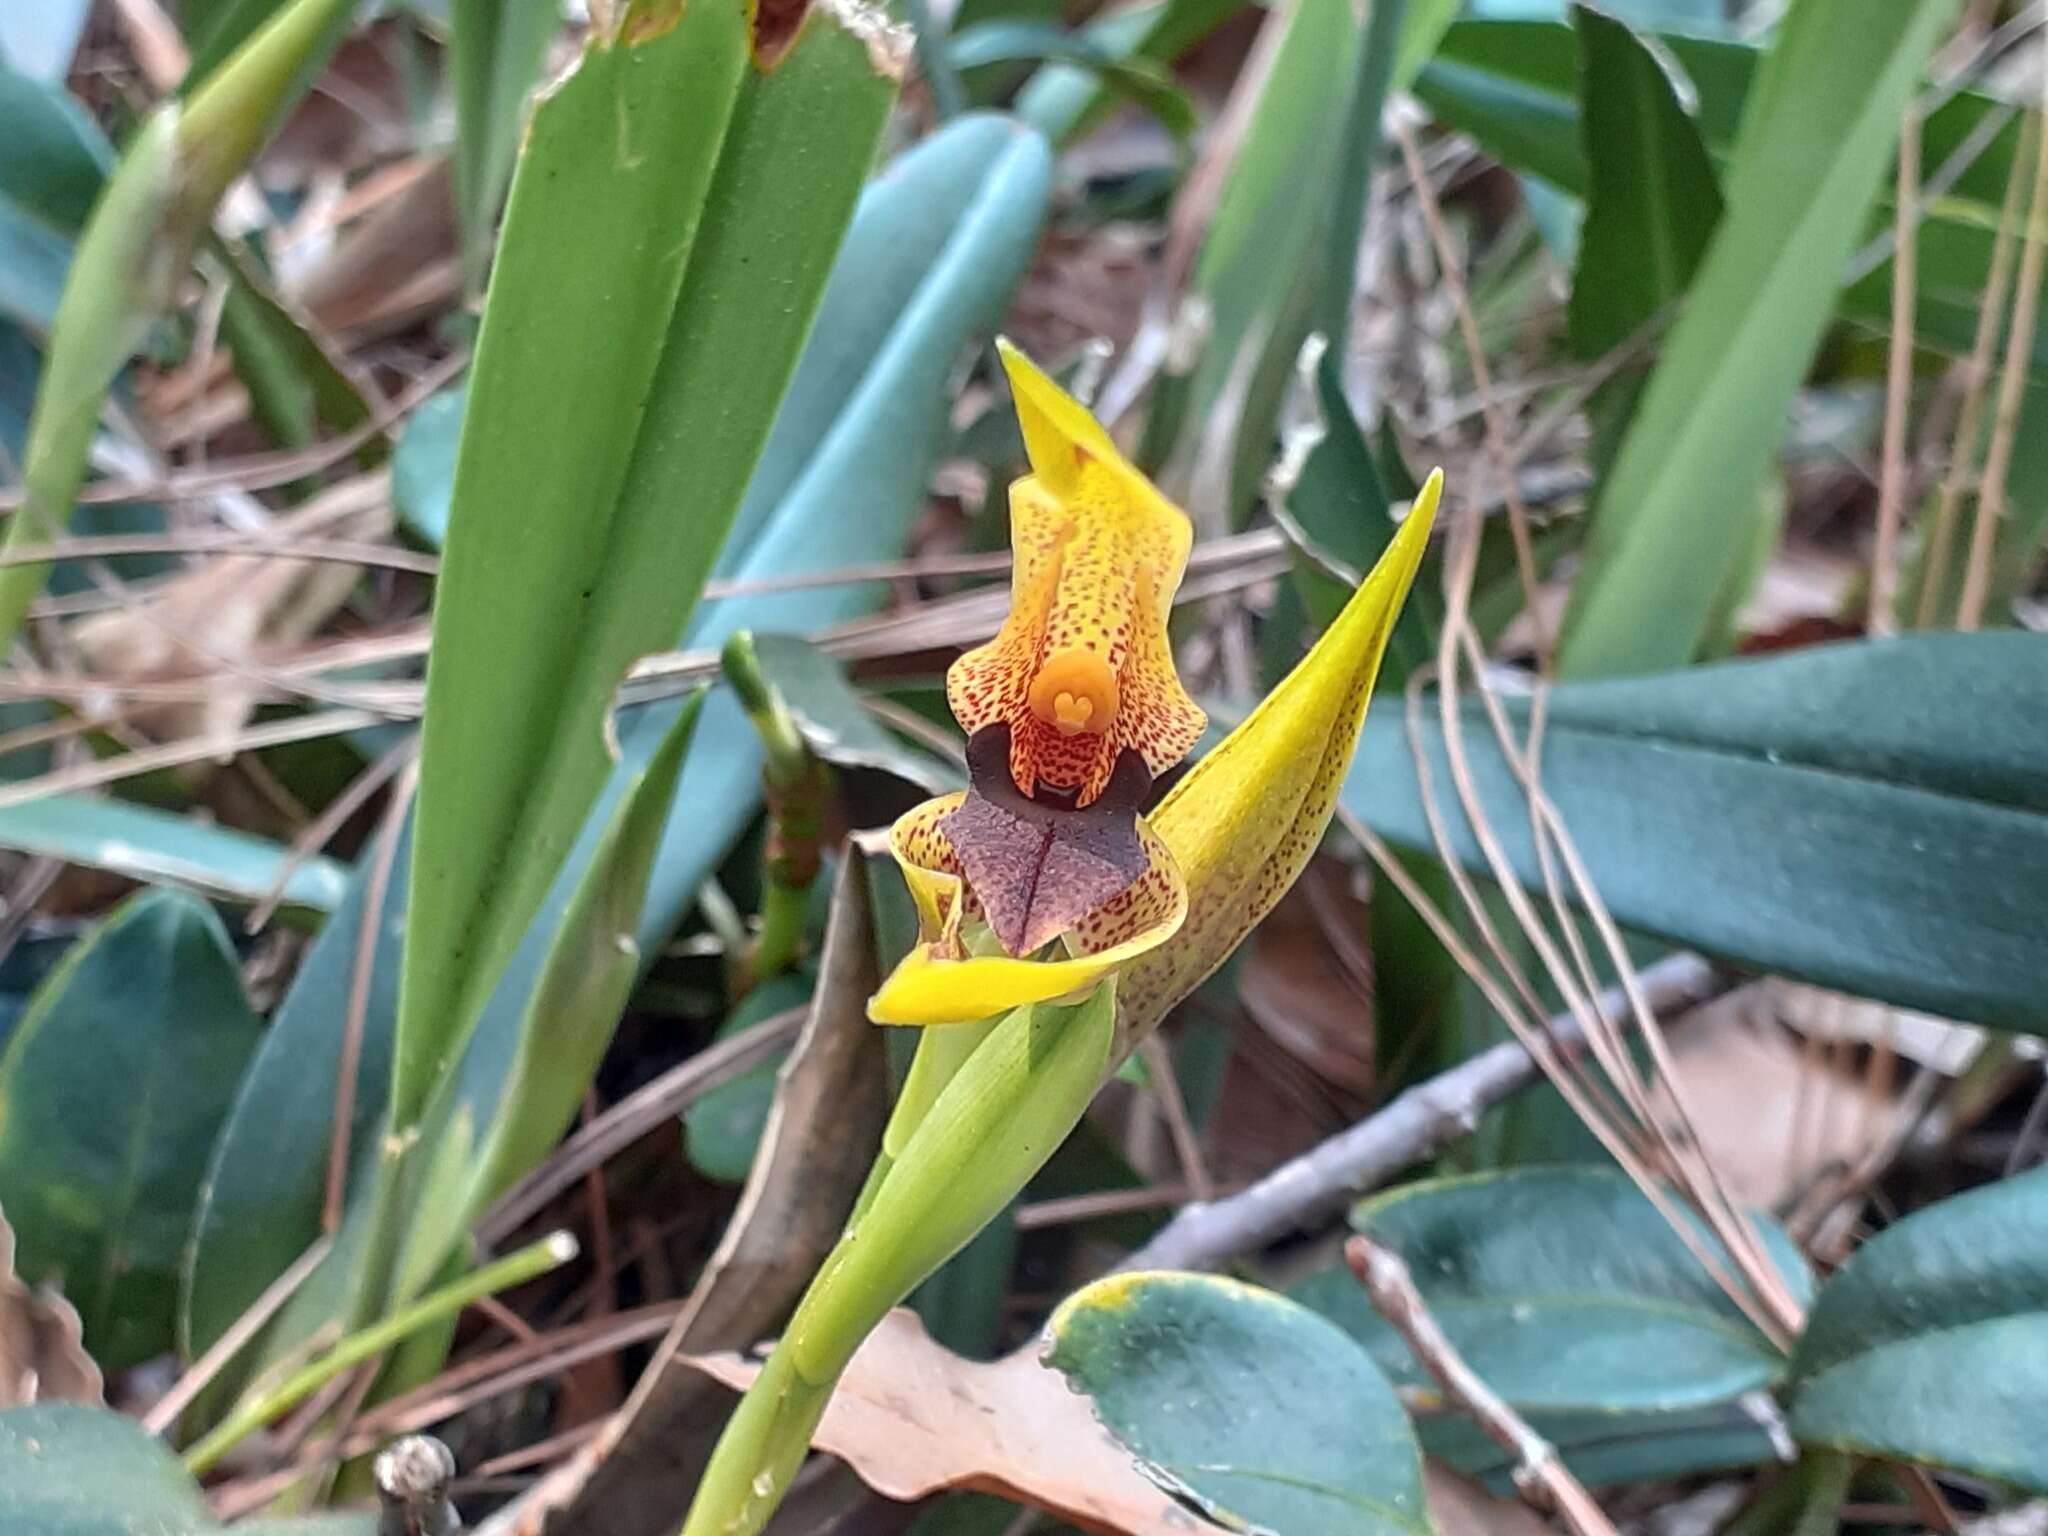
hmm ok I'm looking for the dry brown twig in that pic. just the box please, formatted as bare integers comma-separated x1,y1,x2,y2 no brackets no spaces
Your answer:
1869,105,1921,637
1122,953,1733,1273
1346,1234,1621,1536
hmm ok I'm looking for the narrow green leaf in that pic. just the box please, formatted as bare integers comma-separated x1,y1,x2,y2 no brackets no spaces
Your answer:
214,240,381,464
0,891,264,1370
947,21,1194,140
1788,1164,2048,1490
1345,632,2048,1033
1565,4,1721,358
0,790,347,912
180,110,1047,1386
1045,1271,1428,1535
390,693,702,1300
749,633,961,794
450,0,560,296
1560,0,1958,676
396,0,900,1131
180,820,410,1360
0,0,357,653
1011,0,1244,147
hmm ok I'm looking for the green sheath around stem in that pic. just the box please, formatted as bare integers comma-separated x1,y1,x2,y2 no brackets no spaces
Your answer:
681,984,1116,1536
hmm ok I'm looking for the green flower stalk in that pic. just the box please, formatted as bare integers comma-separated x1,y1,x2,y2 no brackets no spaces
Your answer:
681,342,1442,1536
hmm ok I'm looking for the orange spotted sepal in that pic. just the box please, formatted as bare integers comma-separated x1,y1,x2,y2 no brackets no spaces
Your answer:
945,340,1206,809
866,778,1188,1028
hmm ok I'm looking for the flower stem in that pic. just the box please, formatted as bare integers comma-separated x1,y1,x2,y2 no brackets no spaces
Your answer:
680,987,1116,1536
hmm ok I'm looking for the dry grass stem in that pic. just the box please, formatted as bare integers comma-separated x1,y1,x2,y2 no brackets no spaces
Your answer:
1870,108,1921,637
1347,1235,1622,1536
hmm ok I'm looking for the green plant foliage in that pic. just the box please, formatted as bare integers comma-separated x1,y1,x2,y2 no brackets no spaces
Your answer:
0,891,264,1370
450,0,560,295
390,382,463,546
1565,4,1722,358
388,694,702,1300
180,111,1049,1383
1408,1399,1780,1490
1345,632,2048,1033
0,1402,370,1536
0,0,358,652
213,242,381,464
1011,0,1244,147
181,819,411,1360
1788,1165,2048,1490
0,61,108,336
0,791,346,912
393,0,898,1135
947,21,1195,141
749,633,961,794
1045,1270,1428,1535
1318,1168,1807,1413
1559,0,1958,676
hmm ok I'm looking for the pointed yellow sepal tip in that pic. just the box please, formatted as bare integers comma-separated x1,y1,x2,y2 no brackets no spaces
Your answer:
994,336,1122,499
1113,468,1443,1043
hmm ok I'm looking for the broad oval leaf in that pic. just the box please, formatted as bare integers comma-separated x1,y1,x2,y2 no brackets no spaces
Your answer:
1346,633,2048,1034
0,890,263,1370
1788,1165,2048,1491
0,1402,370,1536
1045,1270,1429,1536
1318,1166,1807,1415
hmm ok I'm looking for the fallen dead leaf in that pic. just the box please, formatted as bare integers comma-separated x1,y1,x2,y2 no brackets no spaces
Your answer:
0,1200,102,1409
1422,1461,1552,1536
686,1309,1209,1536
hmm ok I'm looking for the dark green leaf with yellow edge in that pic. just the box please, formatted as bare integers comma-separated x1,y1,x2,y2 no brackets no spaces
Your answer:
1566,4,1720,358
394,0,899,1132
0,1403,369,1536
1298,1168,1807,1416
1346,632,2048,1033
1045,1271,1428,1535
1788,1164,2048,1491
0,891,263,1370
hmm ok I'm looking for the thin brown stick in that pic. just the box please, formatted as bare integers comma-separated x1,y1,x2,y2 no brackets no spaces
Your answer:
1393,119,1547,668
475,1006,806,1246
1870,108,1922,637
0,532,434,575
0,352,466,514
247,733,418,934
1138,1032,1214,1200
1346,1235,1621,1536
1959,101,2048,629
1124,954,1731,1272
327,762,418,1231
141,1234,335,1435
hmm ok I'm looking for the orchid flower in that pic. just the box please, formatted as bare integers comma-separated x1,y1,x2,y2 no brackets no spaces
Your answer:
681,343,1441,1536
